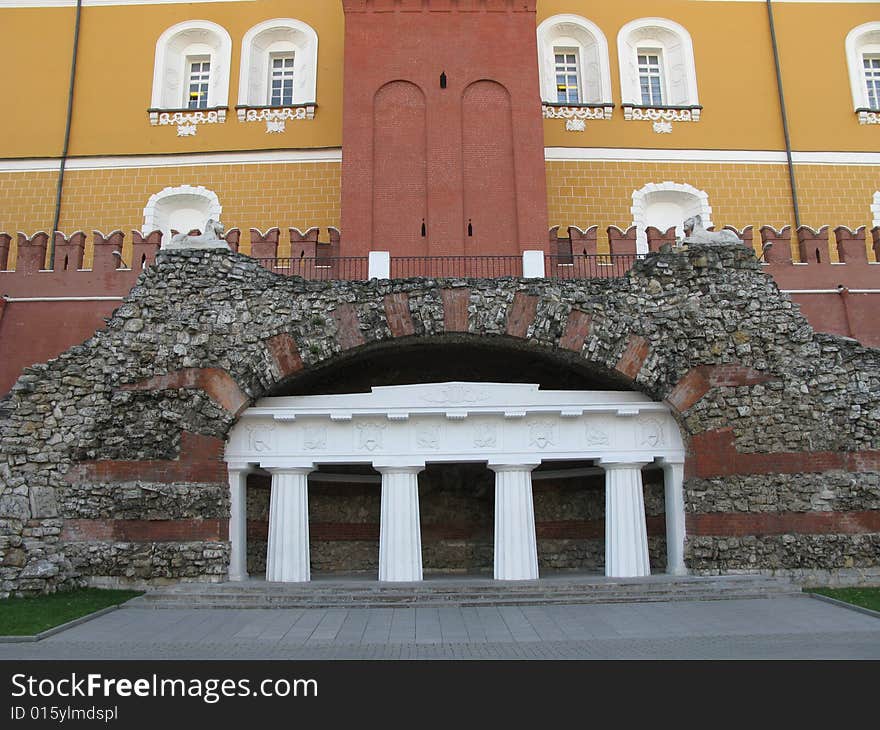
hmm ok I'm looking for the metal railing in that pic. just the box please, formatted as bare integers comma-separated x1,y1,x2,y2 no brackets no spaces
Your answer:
545,254,644,280
253,253,643,281
255,256,369,281
390,255,522,279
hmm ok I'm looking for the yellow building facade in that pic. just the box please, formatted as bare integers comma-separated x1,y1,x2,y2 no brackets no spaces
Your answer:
0,0,878,264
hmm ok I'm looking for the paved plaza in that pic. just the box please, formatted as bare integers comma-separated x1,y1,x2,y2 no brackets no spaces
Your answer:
2,595,879,659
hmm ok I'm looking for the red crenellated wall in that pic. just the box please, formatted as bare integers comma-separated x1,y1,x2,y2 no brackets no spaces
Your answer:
340,0,549,257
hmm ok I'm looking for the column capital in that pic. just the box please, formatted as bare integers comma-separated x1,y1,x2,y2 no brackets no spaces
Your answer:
599,460,650,471
226,461,254,474
375,463,425,475
488,462,540,473
262,463,315,475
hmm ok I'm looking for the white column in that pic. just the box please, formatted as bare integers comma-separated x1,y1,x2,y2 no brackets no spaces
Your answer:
491,464,539,581
662,460,687,576
227,466,250,582
265,467,313,583
378,466,424,582
603,462,651,578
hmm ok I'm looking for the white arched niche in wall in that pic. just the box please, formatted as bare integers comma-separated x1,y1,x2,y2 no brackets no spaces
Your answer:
847,22,880,121
631,182,712,253
536,14,612,106
239,19,318,108
617,17,699,109
872,191,880,229
143,185,222,245
151,20,232,110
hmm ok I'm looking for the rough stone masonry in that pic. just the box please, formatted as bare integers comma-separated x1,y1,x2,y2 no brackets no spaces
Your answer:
1,242,879,596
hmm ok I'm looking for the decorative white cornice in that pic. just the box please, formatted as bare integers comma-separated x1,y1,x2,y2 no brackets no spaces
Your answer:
148,108,227,137
543,104,613,121
623,105,702,134
236,105,316,133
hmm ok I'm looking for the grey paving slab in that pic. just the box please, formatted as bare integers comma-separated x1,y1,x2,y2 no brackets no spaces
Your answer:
361,608,394,644
459,607,488,643
498,606,542,643
334,610,369,644
306,609,349,644
4,596,879,660
414,608,442,644
478,607,516,643
437,607,470,643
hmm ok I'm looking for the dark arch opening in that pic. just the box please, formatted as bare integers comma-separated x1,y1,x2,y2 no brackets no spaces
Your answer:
267,334,636,398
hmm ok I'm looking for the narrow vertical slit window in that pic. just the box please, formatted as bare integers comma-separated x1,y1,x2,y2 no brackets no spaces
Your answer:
186,56,211,109
638,51,664,106
554,48,581,103
269,54,295,106
865,54,880,110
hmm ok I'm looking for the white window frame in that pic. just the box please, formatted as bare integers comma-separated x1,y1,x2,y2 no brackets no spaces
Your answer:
618,18,699,108
846,22,880,112
151,20,232,111
537,14,612,107
238,18,318,109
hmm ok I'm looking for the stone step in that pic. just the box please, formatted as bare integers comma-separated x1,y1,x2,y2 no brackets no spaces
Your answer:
125,574,800,609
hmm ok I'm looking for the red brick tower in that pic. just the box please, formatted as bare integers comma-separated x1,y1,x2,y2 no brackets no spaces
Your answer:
340,0,549,257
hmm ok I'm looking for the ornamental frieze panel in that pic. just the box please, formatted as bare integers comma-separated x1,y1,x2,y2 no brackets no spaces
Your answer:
226,384,685,467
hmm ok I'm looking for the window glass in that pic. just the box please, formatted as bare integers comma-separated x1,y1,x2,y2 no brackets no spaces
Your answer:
638,51,663,106
187,57,211,109
554,49,580,104
269,54,295,106
865,55,880,110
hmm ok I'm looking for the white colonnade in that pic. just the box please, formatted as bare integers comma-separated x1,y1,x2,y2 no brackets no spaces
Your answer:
224,382,687,583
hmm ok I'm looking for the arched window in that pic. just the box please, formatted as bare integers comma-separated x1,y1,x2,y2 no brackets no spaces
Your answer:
149,21,232,134
237,19,318,131
846,22,880,123
872,191,880,229
617,18,700,130
631,182,712,253
537,14,613,126
142,185,222,246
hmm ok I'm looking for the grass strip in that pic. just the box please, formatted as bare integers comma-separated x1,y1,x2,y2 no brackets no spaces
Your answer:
808,587,880,613
0,588,143,636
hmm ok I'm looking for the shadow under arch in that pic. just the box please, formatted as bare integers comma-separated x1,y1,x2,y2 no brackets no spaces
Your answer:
266,332,638,398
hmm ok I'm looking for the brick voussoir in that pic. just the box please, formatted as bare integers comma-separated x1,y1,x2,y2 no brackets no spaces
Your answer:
441,288,470,332
505,291,539,339
264,333,304,380
559,309,593,352
331,302,366,350
383,292,415,337
615,334,651,379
